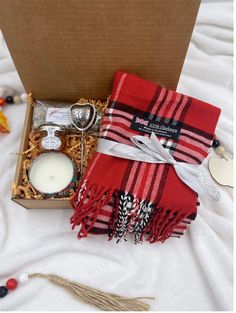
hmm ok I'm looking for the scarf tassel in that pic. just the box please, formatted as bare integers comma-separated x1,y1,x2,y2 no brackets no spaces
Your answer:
70,182,194,243
70,180,112,238
29,273,154,311
145,209,187,243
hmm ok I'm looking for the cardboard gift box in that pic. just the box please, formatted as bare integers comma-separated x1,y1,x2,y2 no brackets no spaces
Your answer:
0,0,200,209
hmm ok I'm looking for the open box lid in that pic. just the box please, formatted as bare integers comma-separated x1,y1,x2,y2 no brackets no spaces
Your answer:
0,0,200,102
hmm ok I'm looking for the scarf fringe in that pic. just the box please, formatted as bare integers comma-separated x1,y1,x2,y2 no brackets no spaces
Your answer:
70,180,112,238
70,181,194,243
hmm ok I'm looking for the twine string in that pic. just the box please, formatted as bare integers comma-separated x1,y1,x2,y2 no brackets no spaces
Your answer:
29,273,154,311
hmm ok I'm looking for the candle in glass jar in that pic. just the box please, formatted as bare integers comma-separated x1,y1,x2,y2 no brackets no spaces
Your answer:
29,152,74,194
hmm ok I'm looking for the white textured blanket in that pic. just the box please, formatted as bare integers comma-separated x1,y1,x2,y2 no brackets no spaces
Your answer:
0,1,233,311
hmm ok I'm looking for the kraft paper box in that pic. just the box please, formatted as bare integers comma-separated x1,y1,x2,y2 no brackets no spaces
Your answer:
0,0,200,209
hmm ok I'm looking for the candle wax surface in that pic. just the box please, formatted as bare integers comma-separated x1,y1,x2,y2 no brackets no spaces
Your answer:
29,152,74,194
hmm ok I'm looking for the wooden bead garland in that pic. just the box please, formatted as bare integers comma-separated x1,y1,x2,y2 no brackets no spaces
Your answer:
212,138,227,159
0,92,27,106
0,85,26,133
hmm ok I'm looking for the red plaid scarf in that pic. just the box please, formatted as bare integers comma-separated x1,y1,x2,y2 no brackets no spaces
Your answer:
70,71,221,244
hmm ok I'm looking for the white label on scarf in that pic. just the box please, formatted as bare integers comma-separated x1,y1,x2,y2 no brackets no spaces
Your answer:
46,108,71,125
130,115,182,140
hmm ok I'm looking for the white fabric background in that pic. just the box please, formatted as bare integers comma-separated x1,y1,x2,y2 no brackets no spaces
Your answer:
0,1,233,311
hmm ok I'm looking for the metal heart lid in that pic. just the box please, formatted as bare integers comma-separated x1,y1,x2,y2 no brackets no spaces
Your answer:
70,103,97,131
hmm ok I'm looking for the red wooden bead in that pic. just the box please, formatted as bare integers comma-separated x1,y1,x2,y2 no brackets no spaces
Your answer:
0,98,6,106
6,278,18,290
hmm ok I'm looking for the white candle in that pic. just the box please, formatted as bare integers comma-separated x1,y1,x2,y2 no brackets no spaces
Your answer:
29,152,74,194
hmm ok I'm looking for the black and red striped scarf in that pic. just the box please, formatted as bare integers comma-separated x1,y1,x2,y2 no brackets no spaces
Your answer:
70,71,221,244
